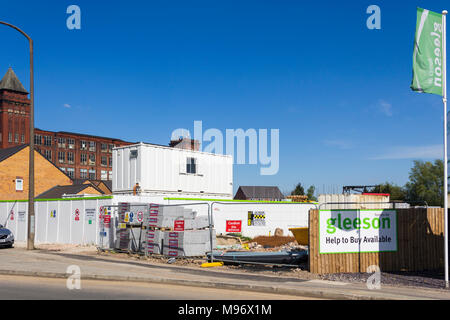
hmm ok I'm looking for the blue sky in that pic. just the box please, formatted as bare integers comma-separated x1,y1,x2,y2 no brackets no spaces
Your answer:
0,0,448,195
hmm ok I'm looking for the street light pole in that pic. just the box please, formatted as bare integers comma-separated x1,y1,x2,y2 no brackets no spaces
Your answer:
0,21,35,250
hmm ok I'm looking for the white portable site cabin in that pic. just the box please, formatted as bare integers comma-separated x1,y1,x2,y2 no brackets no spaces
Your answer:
112,143,233,198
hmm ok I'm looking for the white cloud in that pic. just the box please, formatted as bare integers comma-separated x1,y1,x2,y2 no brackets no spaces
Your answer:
378,100,392,117
323,139,354,150
370,145,442,160
63,103,71,109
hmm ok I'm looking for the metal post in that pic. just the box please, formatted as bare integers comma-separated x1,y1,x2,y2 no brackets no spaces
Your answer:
208,203,213,263
442,10,448,289
0,21,34,250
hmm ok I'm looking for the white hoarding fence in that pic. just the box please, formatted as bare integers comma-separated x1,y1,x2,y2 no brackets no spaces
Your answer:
0,197,113,245
210,201,317,238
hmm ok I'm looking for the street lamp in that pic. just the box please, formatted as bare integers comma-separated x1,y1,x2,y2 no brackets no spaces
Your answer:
0,21,35,250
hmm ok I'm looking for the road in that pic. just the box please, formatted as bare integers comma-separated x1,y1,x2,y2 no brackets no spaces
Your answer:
0,275,320,300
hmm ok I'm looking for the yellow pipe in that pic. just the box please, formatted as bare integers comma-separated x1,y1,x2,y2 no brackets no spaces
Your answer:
201,262,224,268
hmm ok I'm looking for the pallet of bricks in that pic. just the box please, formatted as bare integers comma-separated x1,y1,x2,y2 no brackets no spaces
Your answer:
145,204,217,257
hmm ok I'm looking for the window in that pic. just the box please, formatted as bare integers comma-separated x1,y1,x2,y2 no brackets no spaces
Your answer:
89,169,96,180
34,134,42,145
60,167,66,172
80,140,87,150
108,171,113,181
80,153,87,165
67,152,74,164
21,134,24,143
15,177,23,191
14,133,18,143
101,170,108,180
8,133,12,143
108,144,115,153
58,137,66,148
109,157,112,167
68,138,75,149
44,149,52,161
101,156,107,166
80,169,88,179
67,168,75,178
186,157,197,174
44,136,52,146
58,151,65,163
89,154,96,165
89,141,96,152
0,132,2,142
101,143,108,152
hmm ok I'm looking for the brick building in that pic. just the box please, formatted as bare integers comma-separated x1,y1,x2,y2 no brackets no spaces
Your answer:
0,144,73,200
0,67,134,180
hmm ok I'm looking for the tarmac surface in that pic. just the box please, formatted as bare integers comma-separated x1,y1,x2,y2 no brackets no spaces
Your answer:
1,246,450,300
0,274,316,300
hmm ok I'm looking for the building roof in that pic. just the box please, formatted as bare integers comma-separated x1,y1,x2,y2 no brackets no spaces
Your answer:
72,179,112,193
36,184,104,199
0,144,28,162
34,128,134,143
102,180,112,191
0,68,28,94
235,186,285,200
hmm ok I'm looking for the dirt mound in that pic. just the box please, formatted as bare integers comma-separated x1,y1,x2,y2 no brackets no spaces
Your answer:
251,235,296,247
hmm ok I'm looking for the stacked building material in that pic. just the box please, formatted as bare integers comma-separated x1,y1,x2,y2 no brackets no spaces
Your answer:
145,205,198,228
162,229,216,257
146,229,163,254
116,202,131,250
141,203,215,257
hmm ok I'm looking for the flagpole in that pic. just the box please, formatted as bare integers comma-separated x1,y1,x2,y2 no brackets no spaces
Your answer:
443,9,448,289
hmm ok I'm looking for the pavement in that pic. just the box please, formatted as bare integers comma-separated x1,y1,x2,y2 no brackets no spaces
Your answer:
1,246,450,300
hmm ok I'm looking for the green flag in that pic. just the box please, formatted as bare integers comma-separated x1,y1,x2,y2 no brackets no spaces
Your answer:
411,8,444,96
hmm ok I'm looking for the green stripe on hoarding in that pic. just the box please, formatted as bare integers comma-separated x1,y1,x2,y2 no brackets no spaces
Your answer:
0,196,113,203
319,209,396,211
165,197,318,204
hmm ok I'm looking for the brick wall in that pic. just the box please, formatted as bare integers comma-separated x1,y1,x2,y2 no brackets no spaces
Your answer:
34,130,134,180
0,146,73,200
0,90,30,149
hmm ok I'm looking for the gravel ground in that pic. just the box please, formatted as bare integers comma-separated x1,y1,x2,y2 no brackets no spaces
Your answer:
320,270,447,289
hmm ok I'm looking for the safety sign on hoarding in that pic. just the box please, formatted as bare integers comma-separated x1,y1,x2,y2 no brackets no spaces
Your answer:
137,211,144,223
226,220,242,233
124,212,134,223
18,211,25,222
104,215,111,225
319,209,398,254
10,210,14,221
74,209,80,221
174,220,184,231
85,208,95,225
50,210,56,218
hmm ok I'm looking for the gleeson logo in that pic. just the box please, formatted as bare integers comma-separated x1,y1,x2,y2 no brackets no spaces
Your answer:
326,213,392,234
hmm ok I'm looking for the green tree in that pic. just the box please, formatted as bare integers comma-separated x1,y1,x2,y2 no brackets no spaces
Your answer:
306,185,318,201
405,160,443,207
371,182,406,201
291,183,305,196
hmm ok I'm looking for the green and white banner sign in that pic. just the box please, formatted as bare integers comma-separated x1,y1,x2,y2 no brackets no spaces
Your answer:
319,210,397,254
411,8,444,96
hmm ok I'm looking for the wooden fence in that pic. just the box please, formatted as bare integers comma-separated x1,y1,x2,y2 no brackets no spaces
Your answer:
308,208,445,274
